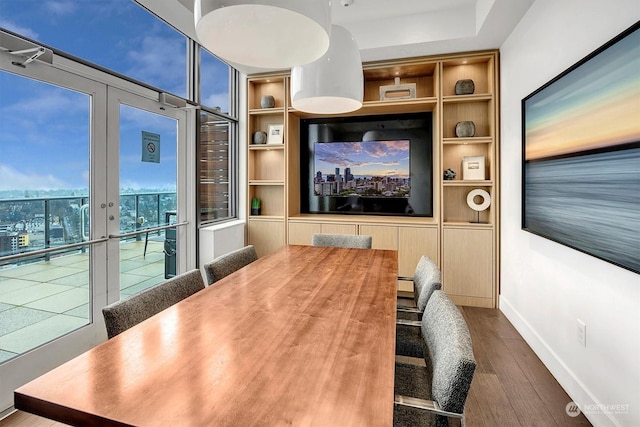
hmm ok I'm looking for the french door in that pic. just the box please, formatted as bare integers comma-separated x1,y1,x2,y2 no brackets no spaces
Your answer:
105,87,193,306
0,54,194,413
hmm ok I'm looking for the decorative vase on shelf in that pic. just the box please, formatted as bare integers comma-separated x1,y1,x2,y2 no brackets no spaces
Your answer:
260,95,275,109
251,198,261,216
455,79,475,95
455,121,476,138
444,168,457,180
252,131,267,144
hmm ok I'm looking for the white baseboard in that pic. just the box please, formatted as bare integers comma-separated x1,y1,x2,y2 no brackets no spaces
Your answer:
499,296,620,427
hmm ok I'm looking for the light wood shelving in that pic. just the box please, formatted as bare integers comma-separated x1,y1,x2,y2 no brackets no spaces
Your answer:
245,51,500,307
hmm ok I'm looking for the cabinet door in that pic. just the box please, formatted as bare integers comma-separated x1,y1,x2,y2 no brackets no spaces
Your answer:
398,227,438,277
288,222,321,245
359,225,398,250
321,223,357,235
442,227,493,307
248,219,285,257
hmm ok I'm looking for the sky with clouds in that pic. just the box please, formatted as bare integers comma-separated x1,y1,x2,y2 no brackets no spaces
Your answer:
0,0,229,193
315,140,410,179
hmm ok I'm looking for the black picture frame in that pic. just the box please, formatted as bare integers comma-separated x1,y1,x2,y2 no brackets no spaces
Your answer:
521,21,640,274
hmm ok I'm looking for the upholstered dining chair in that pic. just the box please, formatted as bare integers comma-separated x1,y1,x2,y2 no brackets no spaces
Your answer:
102,269,205,339
394,290,477,427
311,233,372,249
203,245,258,285
397,255,442,321
396,256,442,358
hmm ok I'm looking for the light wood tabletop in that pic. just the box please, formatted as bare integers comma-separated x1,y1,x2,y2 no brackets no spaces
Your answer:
15,245,398,427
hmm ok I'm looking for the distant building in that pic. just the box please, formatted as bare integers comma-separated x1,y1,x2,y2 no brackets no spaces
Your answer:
18,231,29,247
0,231,18,255
344,167,352,182
0,230,29,256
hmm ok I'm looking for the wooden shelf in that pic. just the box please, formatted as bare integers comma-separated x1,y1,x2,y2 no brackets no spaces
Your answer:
442,94,492,103
443,221,493,229
249,144,285,151
248,215,285,221
249,180,285,186
249,107,286,115
443,137,493,144
443,180,493,187
288,97,437,118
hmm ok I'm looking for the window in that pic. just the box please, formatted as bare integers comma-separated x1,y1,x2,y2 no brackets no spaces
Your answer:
0,0,187,98
1,0,239,225
198,110,236,224
200,48,231,115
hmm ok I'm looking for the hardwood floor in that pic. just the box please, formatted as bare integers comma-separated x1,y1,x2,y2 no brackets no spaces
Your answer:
0,411,67,427
459,305,591,427
1,305,591,427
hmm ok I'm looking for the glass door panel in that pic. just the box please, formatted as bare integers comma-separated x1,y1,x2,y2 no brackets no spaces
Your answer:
118,105,178,298
0,60,108,413
0,71,91,362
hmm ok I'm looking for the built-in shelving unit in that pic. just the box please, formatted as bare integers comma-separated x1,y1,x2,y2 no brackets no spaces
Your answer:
246,75,288,256
245,51,500,308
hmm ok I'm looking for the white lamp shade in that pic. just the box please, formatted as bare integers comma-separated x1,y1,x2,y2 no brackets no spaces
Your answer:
194,0,331,69
291,25,363,114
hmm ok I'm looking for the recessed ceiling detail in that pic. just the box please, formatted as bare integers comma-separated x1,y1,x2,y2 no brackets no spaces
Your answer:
137,0,534,73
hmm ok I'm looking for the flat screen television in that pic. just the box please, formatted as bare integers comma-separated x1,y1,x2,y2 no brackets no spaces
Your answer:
300,113,433,216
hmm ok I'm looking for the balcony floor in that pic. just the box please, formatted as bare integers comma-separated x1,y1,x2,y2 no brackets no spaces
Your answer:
0,240,166,363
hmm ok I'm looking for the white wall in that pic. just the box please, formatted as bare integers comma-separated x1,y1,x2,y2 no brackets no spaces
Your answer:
499,2,640,426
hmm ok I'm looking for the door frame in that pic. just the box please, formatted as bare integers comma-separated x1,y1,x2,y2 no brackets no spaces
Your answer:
0,50,108,413
0,53,198,415
104,87,197,306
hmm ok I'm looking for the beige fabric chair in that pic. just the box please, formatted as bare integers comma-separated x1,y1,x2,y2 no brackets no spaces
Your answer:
203,245,258,285
102,269,205,339
311,233,372,249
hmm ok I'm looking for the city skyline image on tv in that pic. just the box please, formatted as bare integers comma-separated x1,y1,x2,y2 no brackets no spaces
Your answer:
313,140,410,198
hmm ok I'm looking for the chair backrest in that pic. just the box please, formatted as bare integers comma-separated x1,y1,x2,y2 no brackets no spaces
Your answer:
102,269,205,339
413,255,442,312
421,290,476,420
203,245,258,285
311,233,372,249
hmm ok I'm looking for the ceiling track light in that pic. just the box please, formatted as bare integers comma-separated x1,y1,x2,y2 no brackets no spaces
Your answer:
194,0,331,69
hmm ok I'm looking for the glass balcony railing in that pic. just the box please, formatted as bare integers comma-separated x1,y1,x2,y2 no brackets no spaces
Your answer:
0,192,177,260
0,192,176,364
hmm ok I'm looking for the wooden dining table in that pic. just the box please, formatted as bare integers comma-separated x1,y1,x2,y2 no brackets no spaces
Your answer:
15,245,398,426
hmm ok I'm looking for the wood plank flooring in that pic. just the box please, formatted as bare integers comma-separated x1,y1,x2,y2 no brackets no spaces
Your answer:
459,305,591,427
0,305,591,427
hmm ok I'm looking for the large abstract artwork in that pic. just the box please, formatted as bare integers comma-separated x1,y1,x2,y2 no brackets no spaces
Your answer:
522,22,640,274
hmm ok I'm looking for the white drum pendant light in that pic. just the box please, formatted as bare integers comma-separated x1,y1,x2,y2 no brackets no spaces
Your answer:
194,0,331,69
291,25,363,114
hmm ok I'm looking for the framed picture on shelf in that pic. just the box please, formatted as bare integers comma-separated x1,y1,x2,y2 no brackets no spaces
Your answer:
462,155,485,180
267,124,284,144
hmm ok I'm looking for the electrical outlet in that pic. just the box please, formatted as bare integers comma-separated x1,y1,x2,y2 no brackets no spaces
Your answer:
577,319,586,347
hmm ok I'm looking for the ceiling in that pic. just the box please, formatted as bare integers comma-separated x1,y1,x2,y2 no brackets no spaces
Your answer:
136,0,534,74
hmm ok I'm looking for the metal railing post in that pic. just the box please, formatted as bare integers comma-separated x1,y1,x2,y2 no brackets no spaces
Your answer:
135,194,141,241
44,199,50,261
156,193,161,236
